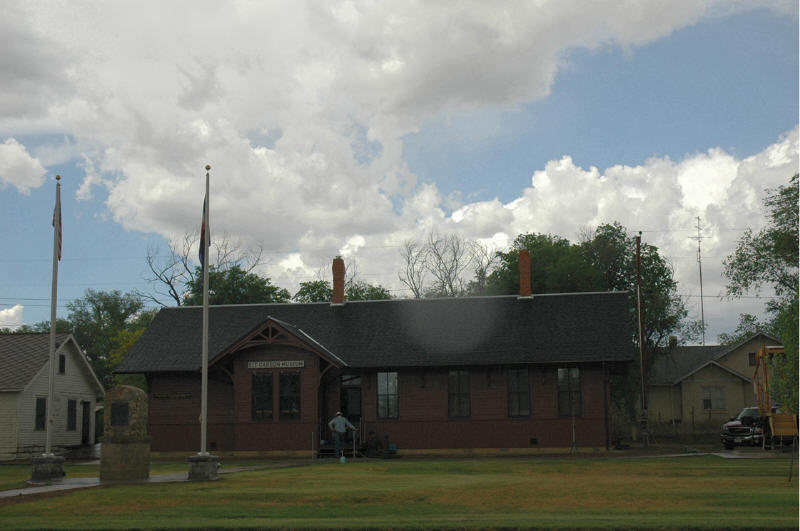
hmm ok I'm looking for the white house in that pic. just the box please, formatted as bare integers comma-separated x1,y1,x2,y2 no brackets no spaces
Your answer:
0,333,104,460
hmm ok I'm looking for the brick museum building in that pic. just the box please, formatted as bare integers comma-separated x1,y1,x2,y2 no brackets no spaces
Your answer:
117,253,633,455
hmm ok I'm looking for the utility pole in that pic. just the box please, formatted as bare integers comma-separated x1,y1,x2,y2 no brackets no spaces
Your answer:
689,217,707,345
635,232,649,448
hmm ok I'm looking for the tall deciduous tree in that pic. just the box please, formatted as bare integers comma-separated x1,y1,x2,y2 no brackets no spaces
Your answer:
67,290,147,386
723,174,798,413
183,265,290,306
143,231,265,306
717,313,778,345
582,223,686,350
398,232,494,298
484,233,601,295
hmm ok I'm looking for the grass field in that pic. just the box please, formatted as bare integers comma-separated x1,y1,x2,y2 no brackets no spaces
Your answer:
0,455,797,529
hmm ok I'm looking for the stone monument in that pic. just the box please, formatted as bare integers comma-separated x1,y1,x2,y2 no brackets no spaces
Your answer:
100,385,151,481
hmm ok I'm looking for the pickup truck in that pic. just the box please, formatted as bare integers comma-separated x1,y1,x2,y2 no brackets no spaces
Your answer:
720,407,766,450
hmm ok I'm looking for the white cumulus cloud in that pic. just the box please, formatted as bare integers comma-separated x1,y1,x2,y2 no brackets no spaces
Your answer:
0,138,47,193
0,304,24,330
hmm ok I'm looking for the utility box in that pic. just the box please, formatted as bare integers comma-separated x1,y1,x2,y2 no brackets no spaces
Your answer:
100,385,151,481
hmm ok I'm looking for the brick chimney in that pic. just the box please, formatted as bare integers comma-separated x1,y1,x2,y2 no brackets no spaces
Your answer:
518,249,531,298
332,256,345,305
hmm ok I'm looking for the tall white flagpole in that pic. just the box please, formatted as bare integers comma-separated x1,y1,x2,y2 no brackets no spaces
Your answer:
45,175,62,457
200,165,210,455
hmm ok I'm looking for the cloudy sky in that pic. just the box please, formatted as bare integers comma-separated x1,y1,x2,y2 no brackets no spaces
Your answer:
0,1,797,343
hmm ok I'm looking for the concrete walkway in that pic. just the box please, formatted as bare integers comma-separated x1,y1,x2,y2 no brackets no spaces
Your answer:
0,464,297,500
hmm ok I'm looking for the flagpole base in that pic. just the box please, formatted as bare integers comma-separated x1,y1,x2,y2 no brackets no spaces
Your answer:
188,453,220,481
30,455,65,484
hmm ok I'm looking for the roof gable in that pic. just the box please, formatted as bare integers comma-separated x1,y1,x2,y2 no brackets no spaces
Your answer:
0,333,103,395
212,316,347,368
713,332,783,364
648,345,728,385
681,360,751,383
648,334,782,386
0,333,70,390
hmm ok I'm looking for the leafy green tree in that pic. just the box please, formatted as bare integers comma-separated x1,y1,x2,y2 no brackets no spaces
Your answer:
724,174,798,301
485,233,602,295
724,174,798,413
582,223,686,350
183,265,290,306
346,281,393,301
293,279,392,302
0,318,72,334
717,313,778,345
108,328,149,390
293,280,333,303
67,290,146,387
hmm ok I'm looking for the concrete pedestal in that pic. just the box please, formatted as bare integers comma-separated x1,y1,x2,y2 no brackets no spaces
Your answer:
30,455,66,484
188,454,220,481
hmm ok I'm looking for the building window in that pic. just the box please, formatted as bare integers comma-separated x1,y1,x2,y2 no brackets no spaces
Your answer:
702,386,725,410
448,369,471,418
508,368,531,417
557,367,581,417
67,400,77,431
35,397,46,431
279,371,301,420
251,372,273,421
377,371,398,419
748,352,756,367
58,354,65,374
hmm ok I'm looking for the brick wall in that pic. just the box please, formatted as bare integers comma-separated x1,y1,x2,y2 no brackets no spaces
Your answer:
147,359,610,452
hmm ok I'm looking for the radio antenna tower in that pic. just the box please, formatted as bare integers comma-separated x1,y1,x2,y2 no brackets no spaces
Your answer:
689,217,707,345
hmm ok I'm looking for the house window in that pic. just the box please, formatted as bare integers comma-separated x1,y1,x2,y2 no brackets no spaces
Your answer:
251,372,273,421
279,371,301,420
557,367,582,417
67,399,77,431
748,352,756,367
58,354,65,374
35,397,46,431
448,369,471,418
702,386,725,410
508,368,531,417
377,371,398,419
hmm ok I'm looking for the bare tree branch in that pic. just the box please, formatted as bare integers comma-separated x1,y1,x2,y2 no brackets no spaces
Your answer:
425,232,474,297
470,240,499,293
142,231,266,306
398,239,428,298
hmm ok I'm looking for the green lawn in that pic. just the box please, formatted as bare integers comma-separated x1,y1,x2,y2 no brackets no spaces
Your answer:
1,456,797,529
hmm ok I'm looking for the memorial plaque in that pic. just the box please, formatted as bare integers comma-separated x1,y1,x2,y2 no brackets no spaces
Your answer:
111,402,129,427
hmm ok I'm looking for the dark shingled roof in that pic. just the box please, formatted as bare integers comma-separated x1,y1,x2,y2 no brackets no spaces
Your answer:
117,292,633,373
648,332,782,385
0,333,71,390
647,345,729,385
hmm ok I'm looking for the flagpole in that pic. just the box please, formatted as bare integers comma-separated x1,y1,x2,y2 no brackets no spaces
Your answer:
200,165,210,456
44,175,61,457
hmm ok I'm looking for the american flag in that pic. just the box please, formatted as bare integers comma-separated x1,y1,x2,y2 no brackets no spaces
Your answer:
199,194,207,268
52,184,61,261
